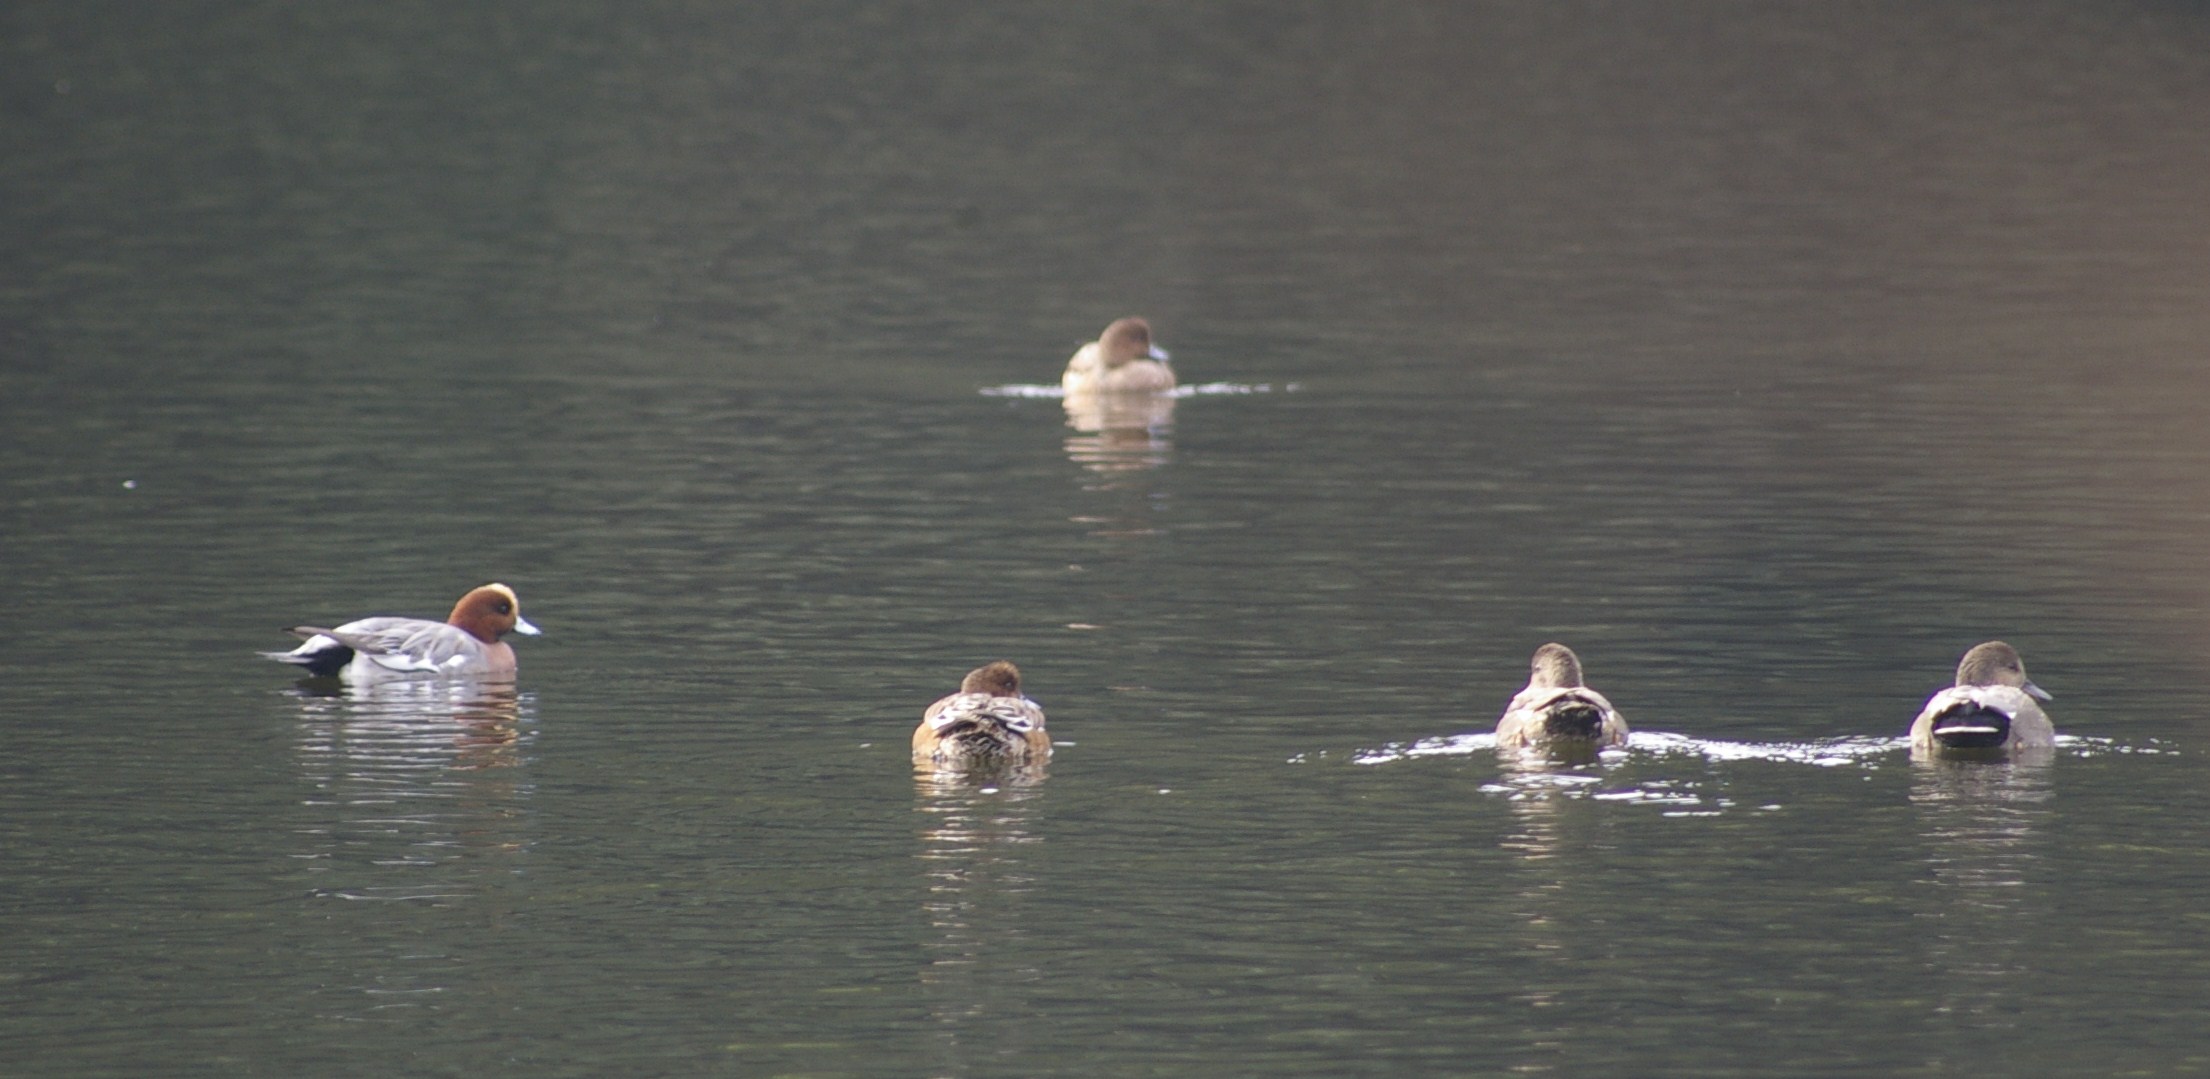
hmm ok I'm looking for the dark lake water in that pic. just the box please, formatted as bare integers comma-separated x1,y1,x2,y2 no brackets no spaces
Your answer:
8,2,2210,1075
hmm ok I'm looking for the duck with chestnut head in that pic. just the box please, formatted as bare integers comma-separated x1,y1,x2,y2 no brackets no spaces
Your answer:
262,583,541,681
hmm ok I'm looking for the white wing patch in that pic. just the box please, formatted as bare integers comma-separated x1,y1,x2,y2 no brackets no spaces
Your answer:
325,617,489,673
1927,686,2027,722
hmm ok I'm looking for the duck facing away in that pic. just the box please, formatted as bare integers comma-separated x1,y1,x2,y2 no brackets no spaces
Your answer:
1910,641,2054,755
913,661,1051,768
1495,643,1630,751
1062,317,1173,394
262,583,541,681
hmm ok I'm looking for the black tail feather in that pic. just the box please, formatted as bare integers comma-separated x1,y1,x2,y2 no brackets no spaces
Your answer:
1930,705,2012,749
268,642,354,678
1542,702,1606,740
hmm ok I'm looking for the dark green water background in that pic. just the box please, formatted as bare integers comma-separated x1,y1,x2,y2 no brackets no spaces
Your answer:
7,3,2210,1075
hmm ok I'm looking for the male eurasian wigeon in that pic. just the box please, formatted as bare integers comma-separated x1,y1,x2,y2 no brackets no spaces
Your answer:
1909,641,2055,754
913,661,1052,767
1061,317,1174,394
1494,643,1630,751
262,583,541,681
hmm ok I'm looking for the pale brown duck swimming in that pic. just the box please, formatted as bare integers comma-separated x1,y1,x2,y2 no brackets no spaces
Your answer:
913,661,1052,767
1494,643,1629,751
1909,641,2054,755
1061,317,1174,394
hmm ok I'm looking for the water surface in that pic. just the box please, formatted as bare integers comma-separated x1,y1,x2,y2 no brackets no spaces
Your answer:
7,3,2210,1076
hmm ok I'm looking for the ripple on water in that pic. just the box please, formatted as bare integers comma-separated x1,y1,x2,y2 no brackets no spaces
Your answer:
1345,730,2171,768
979,382,1297,398
1328,730,2175,815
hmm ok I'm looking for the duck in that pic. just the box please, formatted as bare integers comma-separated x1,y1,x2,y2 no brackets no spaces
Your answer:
913,661,1052,767
1494,643,1630,751
1062,317,1174,394
262,583,541,681
1909,641,2054,754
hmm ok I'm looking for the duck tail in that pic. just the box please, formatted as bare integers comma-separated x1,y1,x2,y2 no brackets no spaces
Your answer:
1928,704,2012,749
262,628,353,677
933,718,1009,755
1541,700,1608,740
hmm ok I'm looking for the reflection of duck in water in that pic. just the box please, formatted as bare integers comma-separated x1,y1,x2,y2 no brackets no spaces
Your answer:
1909,642,2054,759
1061,317,1173,395
913,662,1052,770
914,760,1047,1070
1064,388,1175,441
1494,768,1623,1067
1910,753,2053,888
293,676,528,771
1495,644,1629,756
263,583,542,682
1063,397,1175,476
1908,753,2052,1041
288,676,531,1014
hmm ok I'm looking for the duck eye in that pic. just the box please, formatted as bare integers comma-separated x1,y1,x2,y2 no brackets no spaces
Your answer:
496,601,512,614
